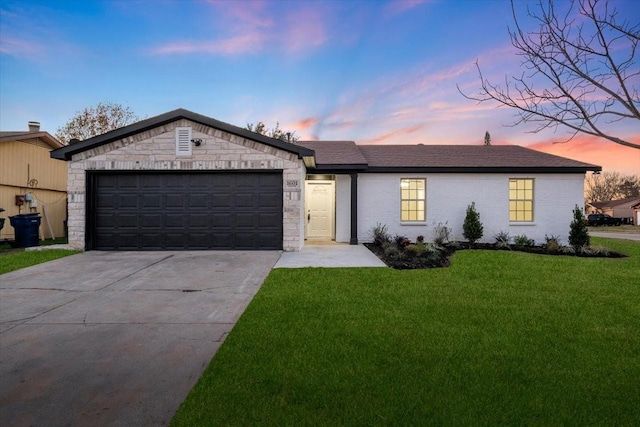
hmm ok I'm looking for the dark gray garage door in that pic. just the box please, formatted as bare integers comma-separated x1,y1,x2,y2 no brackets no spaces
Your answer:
88,172,283,250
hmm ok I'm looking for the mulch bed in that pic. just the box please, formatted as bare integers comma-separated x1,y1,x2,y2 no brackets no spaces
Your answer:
364,242,626,270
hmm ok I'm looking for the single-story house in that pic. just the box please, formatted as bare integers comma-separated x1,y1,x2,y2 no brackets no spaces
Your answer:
632,201,640,226
50,108,601,251
587,197,640,223
1,122,67,240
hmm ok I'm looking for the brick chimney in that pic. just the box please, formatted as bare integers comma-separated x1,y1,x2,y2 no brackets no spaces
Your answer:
28,121,40,132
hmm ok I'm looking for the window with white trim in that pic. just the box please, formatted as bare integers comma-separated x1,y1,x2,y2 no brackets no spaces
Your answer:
175,127,192,156
400,178,426,222
509,178,534,222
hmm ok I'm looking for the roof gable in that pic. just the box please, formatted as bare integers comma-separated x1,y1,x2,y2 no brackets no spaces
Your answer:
0,131,63,149
50,108,314,161
590,197,640,209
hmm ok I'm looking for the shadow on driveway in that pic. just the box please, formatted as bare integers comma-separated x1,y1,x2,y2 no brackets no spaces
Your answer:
0,250,280,426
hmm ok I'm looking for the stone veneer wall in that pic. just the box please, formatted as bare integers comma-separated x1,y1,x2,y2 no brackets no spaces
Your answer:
67,119,305,251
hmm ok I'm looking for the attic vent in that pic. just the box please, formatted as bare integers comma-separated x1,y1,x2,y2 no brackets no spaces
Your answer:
175,127,192,156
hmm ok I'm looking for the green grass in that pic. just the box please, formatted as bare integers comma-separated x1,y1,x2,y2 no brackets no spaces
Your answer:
0,249,79,274
172,238,640,426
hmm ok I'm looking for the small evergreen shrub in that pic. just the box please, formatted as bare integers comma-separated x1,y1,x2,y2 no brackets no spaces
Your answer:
494,231,511,249
462,202,484,245
569,205,590,249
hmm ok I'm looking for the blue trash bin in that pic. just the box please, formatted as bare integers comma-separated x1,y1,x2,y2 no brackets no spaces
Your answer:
9,213,41,248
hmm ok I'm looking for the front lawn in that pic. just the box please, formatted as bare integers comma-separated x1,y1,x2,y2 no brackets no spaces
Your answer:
0,249,79,275
172,238,640,426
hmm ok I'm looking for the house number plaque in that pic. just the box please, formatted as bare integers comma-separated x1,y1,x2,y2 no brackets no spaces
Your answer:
286,180,299,188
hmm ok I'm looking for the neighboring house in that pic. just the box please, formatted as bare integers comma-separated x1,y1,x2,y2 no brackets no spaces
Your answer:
587,197,640,223
632,202,640,226
50,109,600,251
0,123,67,240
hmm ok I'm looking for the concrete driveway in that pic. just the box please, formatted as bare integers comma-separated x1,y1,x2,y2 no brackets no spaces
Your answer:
0,250,280,426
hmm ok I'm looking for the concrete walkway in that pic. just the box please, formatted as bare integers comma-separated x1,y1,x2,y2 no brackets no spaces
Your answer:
0,250,280,427
275,243,386,268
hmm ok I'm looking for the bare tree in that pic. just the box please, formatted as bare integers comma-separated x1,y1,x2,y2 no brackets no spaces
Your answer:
460,0,640,149
246,121,299,143
585,171,640,202
56,102,140,144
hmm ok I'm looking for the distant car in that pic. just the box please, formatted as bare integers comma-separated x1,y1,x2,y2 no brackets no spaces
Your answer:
586,213,622,226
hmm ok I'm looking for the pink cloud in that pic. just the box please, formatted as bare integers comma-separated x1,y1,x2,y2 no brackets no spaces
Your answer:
525,135,640,175
152,32,265,55
152,1,330,57
283,6,328,54
0,35,44,57
361,124,426,145
384,0,430,16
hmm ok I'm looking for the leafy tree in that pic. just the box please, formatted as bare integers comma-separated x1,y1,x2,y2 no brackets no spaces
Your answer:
569,205,590,248
484,131,491,146
246,121,299,143
585,172,640,203
462,202,484,245
55,102,140,144
460,0,640,149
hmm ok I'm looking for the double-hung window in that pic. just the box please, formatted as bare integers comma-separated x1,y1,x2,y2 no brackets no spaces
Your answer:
400,178,426,222
509,178,534,222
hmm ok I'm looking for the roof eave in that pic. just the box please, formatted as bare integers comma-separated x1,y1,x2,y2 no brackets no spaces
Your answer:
363,166,602,173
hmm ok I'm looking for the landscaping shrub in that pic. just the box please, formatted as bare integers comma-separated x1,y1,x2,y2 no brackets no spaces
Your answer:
433,222,451,246
544,234,562,253
462,202,484,245
371,223,391,246
394,235,411,249
513,234,535,247
569,205,590,249
494,231,511,249
382,242,405,260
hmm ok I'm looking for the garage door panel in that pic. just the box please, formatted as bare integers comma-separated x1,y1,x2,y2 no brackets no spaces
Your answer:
236,193,256,208
91,172,283,250
119,214,139,228
258,233,281,249
141,214,162,228
188,194,210,208
118,175,139,189
188,213,209,228
258,212,281,227
166,194,187,208
236,212,256,228
142,194,162,208
211,194,232,207
211,233,233,248
211,213,232,228
119,194,138,209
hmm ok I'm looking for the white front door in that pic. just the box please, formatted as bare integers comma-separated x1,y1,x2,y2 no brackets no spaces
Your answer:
305,180,335,240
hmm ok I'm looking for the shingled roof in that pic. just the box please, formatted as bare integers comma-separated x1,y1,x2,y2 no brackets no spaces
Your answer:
298,141,368,169
300,141,600,173
51,108,315,161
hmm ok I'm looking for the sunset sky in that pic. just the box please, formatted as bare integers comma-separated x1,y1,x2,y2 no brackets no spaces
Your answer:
1,0,638,174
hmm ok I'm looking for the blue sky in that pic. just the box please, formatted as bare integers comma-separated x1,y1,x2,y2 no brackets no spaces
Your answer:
1,0,638,173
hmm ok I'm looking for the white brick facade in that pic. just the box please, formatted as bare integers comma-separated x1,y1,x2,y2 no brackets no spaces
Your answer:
67,119,306,251
355,173,586,245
